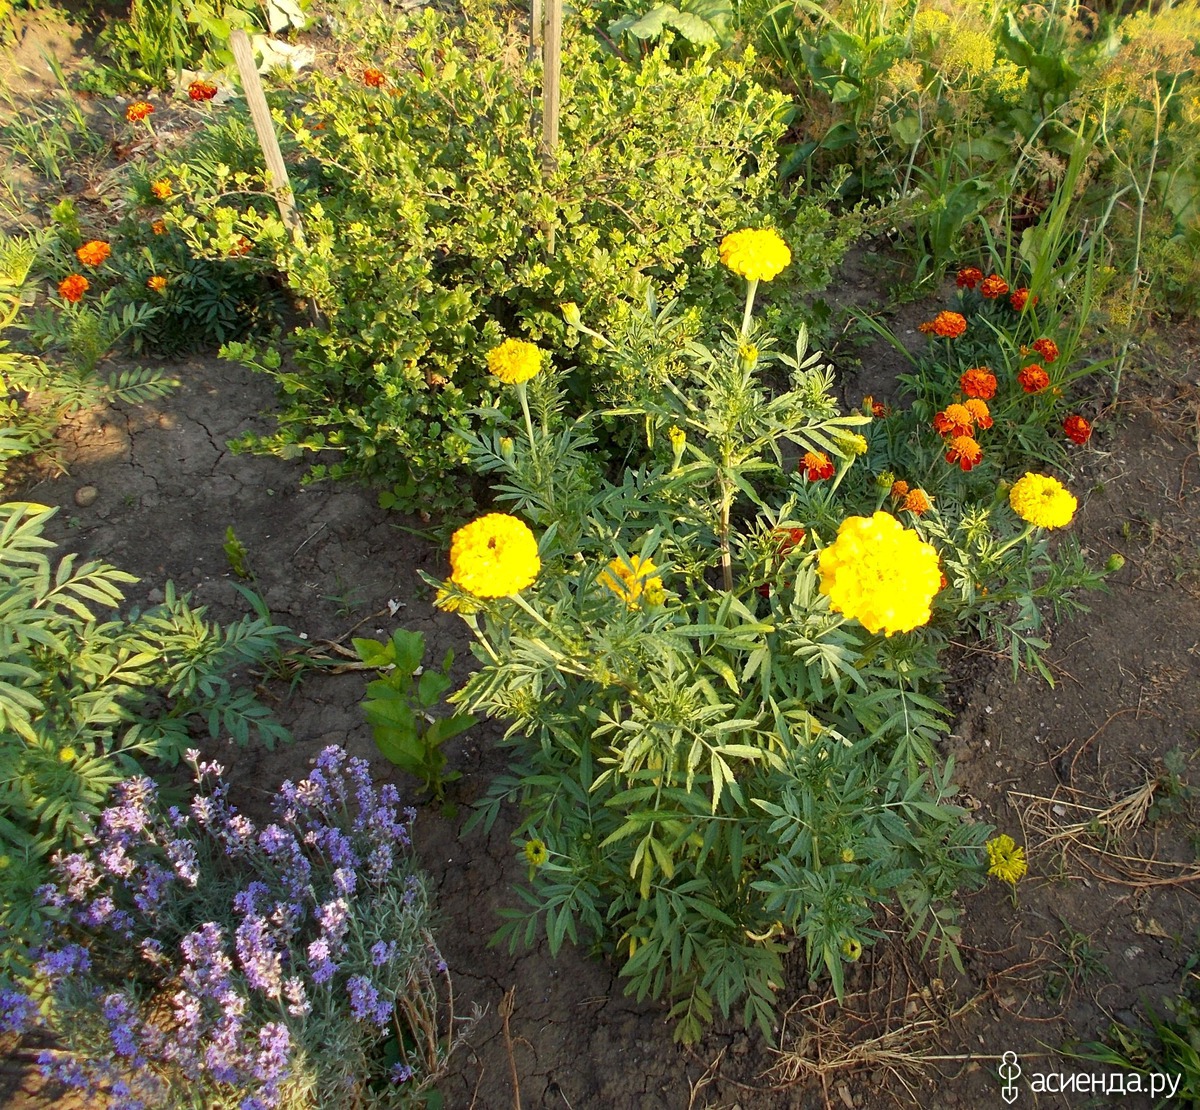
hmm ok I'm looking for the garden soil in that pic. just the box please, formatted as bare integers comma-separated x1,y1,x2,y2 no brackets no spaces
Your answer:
3,14,1200,1110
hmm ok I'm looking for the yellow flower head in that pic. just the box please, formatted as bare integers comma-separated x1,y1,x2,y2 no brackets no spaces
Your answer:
1009,473,1077,529
837,432,869,457
434,586,482,615
523,838,548,867
59,747,77,763
718,228,791,283
449,513,540,598
817,512,941,636
151,179,173,200
599,554,663,609
668,425,686,451
986,834,1027,884
486,338,543,385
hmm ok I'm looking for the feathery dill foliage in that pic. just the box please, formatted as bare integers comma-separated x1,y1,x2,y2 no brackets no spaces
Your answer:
4,748,470,1108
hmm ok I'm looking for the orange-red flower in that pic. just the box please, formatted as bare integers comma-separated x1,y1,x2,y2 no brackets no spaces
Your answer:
363,67,385,87
945,435,983,471
188,79,218,102
58,274,89,302
151,179,173,200
151,219,167,235
228,235,253,256
890,479,910,500
801,451,835,481
980,274,1009,299
147,275,168,292
933,403,973,437
1063,414,1092,444
863,394,887,419
959,366,997,400
901,488,933,515
773,526,806,553
1031,337,1059,363
964,398,992,430
1017,364,1050,393
76,240,111,267
956,266,984,290
918,311,967,339
126,100,154,122
1009,287,1039,312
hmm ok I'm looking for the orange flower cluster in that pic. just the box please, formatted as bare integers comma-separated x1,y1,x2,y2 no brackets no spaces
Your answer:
773,526,806,553
1031,337,1059,363
801,451,835,482
76,240,111,267
1009,287,1039,312
363,67,386,87
956,267,983,290
918,311,967,339
945,434,983,471
147,275,168,292
960,366,997,399
890,479,909,499
863,394,888,419
151,219,167,235
58,274,89,303
126,100,154,122
1063,414,1092,444
900,488,933,515
980,274,1009,299
933,402,973,437
1017,364,1050,393
188,80,218,102
151,179,173,200
933,394,991,471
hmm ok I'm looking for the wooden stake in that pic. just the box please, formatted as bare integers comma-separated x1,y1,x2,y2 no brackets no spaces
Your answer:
541,0,562,254
529,0,543,66
230,30,305,249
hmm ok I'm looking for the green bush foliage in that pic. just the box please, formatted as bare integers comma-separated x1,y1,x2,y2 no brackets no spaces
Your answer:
0,502,294,977
165,1,858,513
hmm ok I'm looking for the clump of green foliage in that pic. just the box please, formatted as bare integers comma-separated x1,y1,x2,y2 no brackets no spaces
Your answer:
163,0,858,513
0,502,294,977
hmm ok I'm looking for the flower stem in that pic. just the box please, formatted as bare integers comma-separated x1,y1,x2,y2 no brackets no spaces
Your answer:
515,381,536,450
740,278,758,338
992,523,1036,559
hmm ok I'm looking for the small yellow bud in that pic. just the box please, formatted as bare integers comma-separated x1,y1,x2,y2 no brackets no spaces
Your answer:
842,937,863,961
841,848,855,863
59,747,77,763
1105,553,1125,573
560,302,581,328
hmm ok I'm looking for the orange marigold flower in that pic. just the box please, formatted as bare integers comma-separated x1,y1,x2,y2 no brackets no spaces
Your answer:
1009,287,1039,312
58,274,89,302
863,394,888,419
147,275,168,292
1017,364,1050,393
945,435,983,471
964,398,992,430
151,219,167,235
228,235,253,256
773,526,806,554
126,100,154,122
956,266,983,290
890,479,910,500
151,179,173,200
76,240,111,267
960,367,997,400
801,451,835,481
1063,414,1092,445
1031,337,1060,363
901,488,933,515
918,310,968,339
933,403,973,437
188,79,218,102
363,67,385,87
980,274,1009,299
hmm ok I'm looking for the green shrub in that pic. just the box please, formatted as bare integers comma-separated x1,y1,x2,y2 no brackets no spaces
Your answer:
165,1,858,513
0,502,294,977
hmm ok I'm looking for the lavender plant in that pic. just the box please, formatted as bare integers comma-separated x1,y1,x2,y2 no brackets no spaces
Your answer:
3,746,470,1108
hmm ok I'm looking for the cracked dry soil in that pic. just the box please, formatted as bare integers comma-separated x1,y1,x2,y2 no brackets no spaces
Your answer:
1,327,1197,1110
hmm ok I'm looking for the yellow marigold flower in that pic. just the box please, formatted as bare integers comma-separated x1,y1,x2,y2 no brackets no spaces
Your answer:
449,513,540,598
76,240,111,267
668,425,686,451
599,554,663,609
59,747,77,763
523,838,548,867
486,338,543,385
1009,473,1077,529
151,179,173,200
147,275,168,292
837,432,869,457
986,834,1027,884
718,228,791,282
840,848,855,863
818,512,941,636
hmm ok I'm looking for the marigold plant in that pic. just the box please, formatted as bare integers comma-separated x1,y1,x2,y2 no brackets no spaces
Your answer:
1009,472,1077,528
717,228,792,282
960,367,997,399
75,240,111,267
985,834,1027,884
57,274,89,302
918,310,967,338
1017,364,1050,393
449,513,541,597
486,338,543,386
1063,414,1092,444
